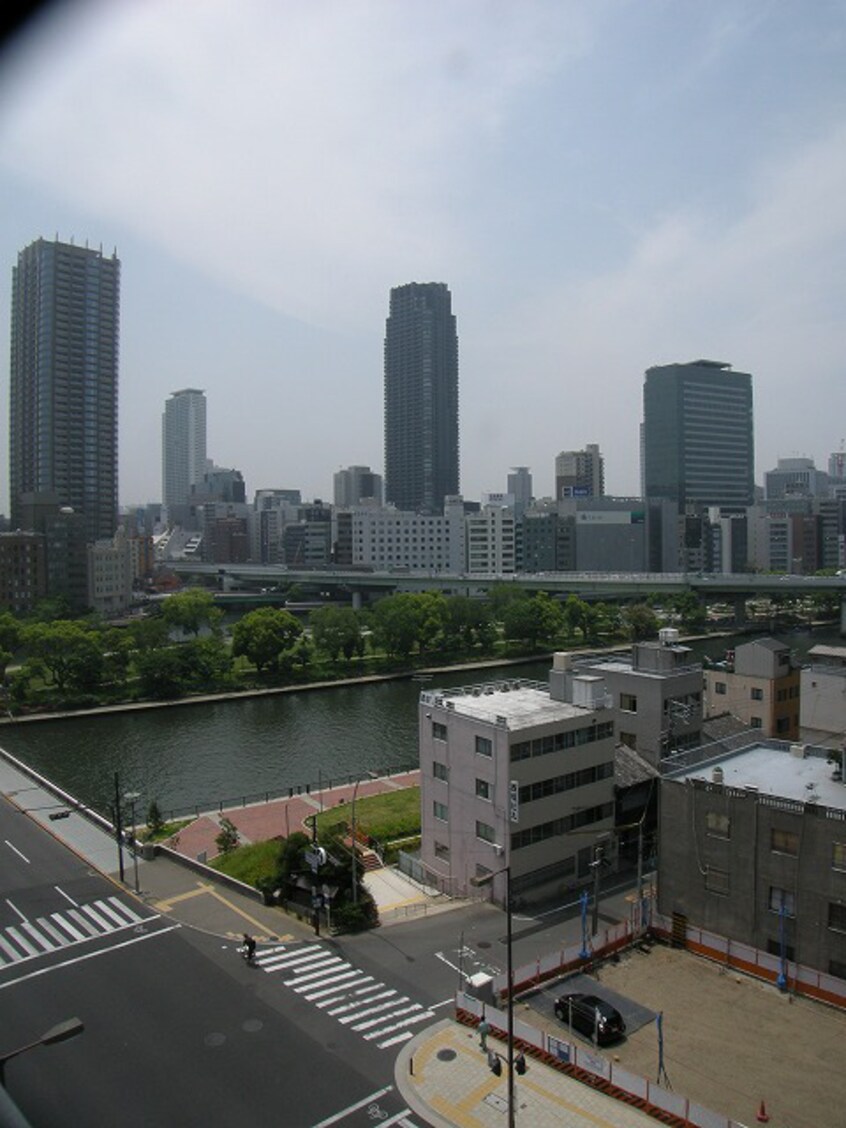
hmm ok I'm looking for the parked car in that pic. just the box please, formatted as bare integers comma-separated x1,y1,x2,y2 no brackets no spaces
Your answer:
553,992,626,1045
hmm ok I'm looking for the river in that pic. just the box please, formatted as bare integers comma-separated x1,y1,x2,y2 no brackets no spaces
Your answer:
0,627,837,819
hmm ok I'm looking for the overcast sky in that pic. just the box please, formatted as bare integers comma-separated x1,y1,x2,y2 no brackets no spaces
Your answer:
0,0,844,511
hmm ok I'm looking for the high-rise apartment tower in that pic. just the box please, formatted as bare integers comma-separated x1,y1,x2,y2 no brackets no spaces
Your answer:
555,445,604,499
162,388,207,510
384,282,459,514
10,237,120,542
642,360,754,510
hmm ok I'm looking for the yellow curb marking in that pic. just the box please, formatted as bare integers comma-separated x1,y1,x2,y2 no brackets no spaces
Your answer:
414,1026,651,1128
152,881,287,937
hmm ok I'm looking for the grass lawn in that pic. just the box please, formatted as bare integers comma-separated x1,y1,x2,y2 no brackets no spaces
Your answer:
315,786,421,842
211,838,282,885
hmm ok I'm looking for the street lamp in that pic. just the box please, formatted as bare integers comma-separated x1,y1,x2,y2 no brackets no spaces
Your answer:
350,771,377,905
0,1017,84,1086
124,790,140,894
470,863,515,1128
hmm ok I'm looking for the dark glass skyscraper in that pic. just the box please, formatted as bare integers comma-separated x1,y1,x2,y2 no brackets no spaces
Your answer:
384,282,459,514
643,360,754,510
10,238,120,543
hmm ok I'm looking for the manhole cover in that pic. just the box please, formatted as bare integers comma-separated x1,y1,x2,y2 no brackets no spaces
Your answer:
204,1032,226,1047
477,940,492,949
437,1048,457,1062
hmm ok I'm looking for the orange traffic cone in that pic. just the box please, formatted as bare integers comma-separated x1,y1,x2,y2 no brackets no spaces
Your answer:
756,1100,770,1123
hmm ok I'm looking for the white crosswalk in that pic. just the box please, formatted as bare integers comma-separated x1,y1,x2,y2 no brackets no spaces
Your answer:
0,896,153,966
255,942,435,1050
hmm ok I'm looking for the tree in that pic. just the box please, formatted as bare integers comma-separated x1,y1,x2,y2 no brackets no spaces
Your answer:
22,621,105,694
310,606,363,662
0,613,22,656
370,593,424,660
232,607,303,674
621,603,659,641
160,589,222,637
147,800,165,835
502,592,563,648
215,817,240,855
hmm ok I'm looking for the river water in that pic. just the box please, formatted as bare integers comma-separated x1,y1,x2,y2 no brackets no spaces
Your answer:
0,628,836,819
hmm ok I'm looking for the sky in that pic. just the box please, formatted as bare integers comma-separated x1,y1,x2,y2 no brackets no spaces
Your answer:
0,0,844,512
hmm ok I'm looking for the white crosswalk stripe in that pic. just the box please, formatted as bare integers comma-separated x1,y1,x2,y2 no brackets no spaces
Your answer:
0,898,158,967
256,942,435,1050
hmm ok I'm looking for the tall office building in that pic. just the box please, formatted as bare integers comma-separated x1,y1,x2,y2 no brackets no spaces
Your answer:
642,360,754,510
162,388,207,510
10,237,120,543
555,445,604,499
333,464,383,508
384,282,459,514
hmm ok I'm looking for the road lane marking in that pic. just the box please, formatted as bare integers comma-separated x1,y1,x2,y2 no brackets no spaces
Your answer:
4,840,29,863
50,912,84,941
54,886,78,907
310,1086,394,1127
6,927,37,957
0,924,180,991
5,899,27,923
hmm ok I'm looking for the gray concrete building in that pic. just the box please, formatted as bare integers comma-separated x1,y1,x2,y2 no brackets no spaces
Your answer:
580,630,703,767
418,654,616,907
659,738,846,981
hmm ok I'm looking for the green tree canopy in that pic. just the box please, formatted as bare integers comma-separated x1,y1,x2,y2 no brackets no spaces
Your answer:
621,603,659,641
310,606,363,662
160,589,222,637
370,593,425,659
22,620,105,694
502,592,563,648
231,607,303,674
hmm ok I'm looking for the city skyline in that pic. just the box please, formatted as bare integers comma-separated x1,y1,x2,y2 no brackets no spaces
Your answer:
1,3,844,511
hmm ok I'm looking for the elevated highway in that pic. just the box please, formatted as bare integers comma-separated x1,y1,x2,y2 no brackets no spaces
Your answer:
168,562,846,628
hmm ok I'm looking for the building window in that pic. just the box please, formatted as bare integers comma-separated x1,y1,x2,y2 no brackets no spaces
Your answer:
620,693,637,712
833,842,846,872
475,778,491,801
475,820,496,843
432,721,447,741
750,717,762,729
705,867,730,895
751,687,763,701
768,887,796,916
829,957,846,979
433,761,448,782
828,903,846,932
475,735,493,758
434,841,450,860
766,938,795,962
433,800,448,822
714,682,727,695
620,732,637,750
705,811,730,839
775,717,791,734
771,828,799,856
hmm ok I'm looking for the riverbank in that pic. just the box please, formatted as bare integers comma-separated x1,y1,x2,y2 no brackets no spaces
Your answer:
0,648,604,725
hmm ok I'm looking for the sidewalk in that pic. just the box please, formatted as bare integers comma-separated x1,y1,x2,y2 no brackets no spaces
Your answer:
395,1020,677,1128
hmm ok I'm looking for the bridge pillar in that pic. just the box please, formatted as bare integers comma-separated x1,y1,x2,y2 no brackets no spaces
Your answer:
732,595,747,626
351,589,362,611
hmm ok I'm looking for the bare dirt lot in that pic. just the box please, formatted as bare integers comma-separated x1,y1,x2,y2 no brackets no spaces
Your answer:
525,943,845,1128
